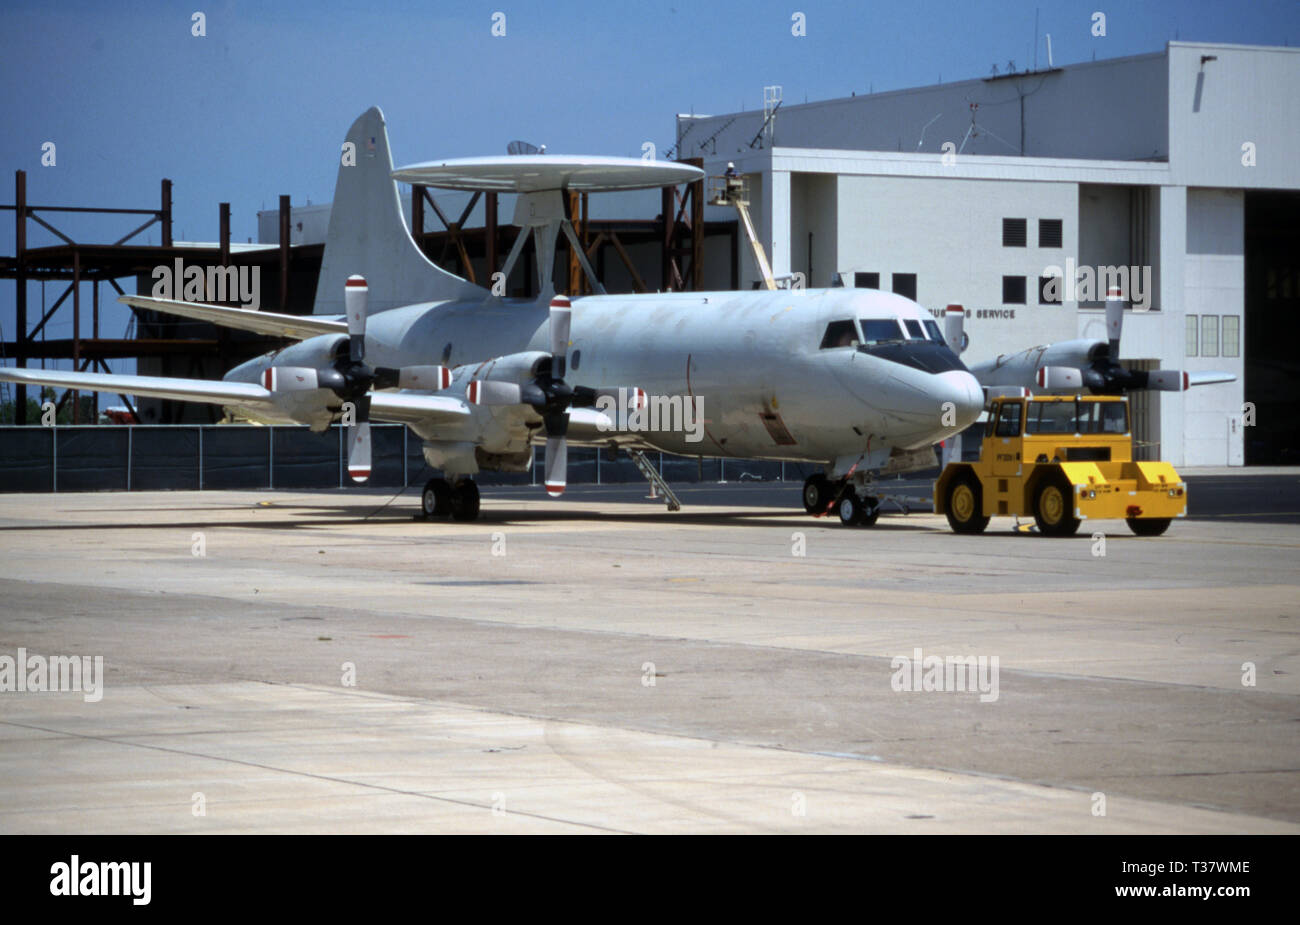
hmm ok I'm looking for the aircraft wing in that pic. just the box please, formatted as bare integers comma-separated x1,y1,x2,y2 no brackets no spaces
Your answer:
0,367,472,428
0,366,277,409
118,295,346,340
367,392,472,426
546,406,654,448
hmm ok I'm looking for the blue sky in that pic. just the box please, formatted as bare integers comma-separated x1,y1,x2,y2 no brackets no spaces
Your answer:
2,0,1298,347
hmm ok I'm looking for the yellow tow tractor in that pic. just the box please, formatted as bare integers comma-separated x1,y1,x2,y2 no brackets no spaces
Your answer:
934,393,1186,536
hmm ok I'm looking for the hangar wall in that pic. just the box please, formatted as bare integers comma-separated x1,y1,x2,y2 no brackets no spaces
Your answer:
832,174,1079,365
1168,43,1300,190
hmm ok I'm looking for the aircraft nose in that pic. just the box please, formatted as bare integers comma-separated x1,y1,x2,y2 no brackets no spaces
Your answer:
935,370,984,432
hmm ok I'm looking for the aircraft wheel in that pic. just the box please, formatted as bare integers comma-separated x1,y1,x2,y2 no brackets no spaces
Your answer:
945,473,990,534
422,478,452,517
1127,517,1171,537
859,496,881,527
837,494,863,526
803,474,834,514
450,479,481,521
1033,471,1081,537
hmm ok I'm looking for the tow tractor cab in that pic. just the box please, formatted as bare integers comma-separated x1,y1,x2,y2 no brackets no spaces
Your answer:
934,393,1187,537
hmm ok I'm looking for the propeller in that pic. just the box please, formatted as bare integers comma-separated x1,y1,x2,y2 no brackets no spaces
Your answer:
1037,288,1190,394
466,294,641,497
259,275,453,483
944,304,967,354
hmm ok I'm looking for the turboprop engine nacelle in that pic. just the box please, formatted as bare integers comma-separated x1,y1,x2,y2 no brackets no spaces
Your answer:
223,333,350,429
263,333,350,371
975,339,1101,391
470,350,554,388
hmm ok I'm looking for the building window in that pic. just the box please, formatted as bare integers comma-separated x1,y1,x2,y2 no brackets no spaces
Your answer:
854,272,879,289
1002,218,1027,247
1222,315,1240,357
1185,315,1198,357
1002,275,1027,304
892,273,917,301
1201,315,1219,357
1039,276,1062,304
1038,219,1063,248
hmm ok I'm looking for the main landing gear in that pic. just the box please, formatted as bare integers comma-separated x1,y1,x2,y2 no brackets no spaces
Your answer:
421,477,481,521
803,473,881,527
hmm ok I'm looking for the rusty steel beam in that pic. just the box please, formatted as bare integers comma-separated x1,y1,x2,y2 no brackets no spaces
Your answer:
568,190,582,296
411,185,424,250
609,231,648,294
72,248,81,423
219,202,230,267
688,157,704,290
279,195,290,311
485,192,498,286
15,170,27,423
161,179,172,247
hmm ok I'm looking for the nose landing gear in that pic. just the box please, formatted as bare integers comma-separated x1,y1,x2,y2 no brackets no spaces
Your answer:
804,473,882,527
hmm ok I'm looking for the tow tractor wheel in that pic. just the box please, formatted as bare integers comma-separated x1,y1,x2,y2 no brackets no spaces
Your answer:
803,474,834,514
1033,471,1081,537
944,473,990,534
1127,517,1171,537
859,496,881,527
450,479,481,522
422,477,452,517
837,494,863,526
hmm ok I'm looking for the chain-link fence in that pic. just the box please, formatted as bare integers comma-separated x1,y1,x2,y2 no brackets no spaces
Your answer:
0,425,807,492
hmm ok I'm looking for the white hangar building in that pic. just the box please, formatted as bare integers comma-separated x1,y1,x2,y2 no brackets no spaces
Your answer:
676,42,1300,467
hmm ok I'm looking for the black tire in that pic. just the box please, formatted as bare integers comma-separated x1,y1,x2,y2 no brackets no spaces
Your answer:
421,477,452,517
858,496,881,527
837,494,862,526
944,473,989,534
450,479,481,521
1033,470,1081,537
1127,517,1171,537
802,474,833,514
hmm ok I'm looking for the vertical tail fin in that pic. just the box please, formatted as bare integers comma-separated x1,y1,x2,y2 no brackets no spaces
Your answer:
312,107,487,316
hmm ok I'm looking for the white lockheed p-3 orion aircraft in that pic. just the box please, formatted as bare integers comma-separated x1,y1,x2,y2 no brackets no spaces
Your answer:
0,108,984,525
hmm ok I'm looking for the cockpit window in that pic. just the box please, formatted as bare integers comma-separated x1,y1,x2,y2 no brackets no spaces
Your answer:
903,320,925,339
923,319,944,342
860,319,904,344
819,320,859,349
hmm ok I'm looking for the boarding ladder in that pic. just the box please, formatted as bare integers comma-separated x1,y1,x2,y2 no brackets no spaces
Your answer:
628,449,681,511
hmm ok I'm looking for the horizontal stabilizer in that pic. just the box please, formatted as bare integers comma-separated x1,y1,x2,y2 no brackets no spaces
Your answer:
119,295,346,339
